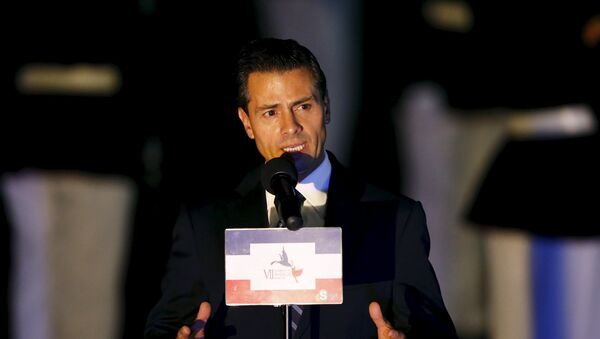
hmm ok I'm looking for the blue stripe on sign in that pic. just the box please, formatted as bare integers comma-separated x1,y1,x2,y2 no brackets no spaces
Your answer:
532,236,565,339
225,227,341,255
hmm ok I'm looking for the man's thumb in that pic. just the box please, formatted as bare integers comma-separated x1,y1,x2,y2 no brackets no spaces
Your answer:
369,301,388,329
196,301,211,321
190,302,211,338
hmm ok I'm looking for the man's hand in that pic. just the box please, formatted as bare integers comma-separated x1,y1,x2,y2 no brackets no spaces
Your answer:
369,302,406,339
176,302,212,339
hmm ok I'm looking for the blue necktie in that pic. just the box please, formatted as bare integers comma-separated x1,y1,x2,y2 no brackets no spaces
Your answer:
290,304,304,337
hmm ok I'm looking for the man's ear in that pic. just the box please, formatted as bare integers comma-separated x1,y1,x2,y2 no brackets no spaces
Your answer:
238,107,255,139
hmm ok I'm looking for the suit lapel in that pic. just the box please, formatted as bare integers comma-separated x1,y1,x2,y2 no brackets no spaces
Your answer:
228,168,270,228
325,152,363,228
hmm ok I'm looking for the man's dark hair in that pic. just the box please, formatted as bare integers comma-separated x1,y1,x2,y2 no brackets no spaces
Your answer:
236,38,329,114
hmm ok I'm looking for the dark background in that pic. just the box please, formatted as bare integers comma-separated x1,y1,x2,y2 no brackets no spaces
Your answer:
2,1,598,338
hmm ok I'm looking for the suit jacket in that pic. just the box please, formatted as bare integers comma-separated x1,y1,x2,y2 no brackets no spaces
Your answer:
145,152,458,339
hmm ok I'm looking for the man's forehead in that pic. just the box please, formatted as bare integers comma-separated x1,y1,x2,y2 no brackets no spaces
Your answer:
247,68,314,83
246,70,317,103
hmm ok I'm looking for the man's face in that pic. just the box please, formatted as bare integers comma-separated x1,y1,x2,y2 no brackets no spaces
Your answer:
238,68,330,180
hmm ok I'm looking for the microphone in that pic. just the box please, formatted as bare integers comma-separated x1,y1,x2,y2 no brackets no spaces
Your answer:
260,153,303,230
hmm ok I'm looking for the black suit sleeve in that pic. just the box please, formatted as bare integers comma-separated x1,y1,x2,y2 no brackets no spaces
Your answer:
392,201,459,339
145,205,209,339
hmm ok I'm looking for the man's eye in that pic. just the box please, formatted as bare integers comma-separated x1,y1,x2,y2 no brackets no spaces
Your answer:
264,110,276,117
297,103,311,111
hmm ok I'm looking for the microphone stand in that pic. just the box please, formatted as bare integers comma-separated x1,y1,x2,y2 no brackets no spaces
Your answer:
285,304,290,339
276,209,302,339
276,215,291,339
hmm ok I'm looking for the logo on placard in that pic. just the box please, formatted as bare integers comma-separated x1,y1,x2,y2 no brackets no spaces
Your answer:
264,246,303,282
318,289,328,301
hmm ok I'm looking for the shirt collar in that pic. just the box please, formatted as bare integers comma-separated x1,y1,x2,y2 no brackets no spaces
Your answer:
296,151,331,207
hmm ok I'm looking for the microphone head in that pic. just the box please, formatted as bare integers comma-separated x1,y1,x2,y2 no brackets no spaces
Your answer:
260,153,298,194
285,215,303,230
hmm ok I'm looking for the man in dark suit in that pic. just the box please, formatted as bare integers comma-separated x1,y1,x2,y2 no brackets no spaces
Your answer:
145,38,458,339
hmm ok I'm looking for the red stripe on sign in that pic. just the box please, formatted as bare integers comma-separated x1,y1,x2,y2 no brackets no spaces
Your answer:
225,279,343,305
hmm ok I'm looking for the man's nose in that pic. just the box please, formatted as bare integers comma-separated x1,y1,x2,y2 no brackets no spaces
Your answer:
280,111,302,135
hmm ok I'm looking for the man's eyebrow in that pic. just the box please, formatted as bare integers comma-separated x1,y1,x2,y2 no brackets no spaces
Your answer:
256,96,314,111
291,96,314,107
256,103,279,111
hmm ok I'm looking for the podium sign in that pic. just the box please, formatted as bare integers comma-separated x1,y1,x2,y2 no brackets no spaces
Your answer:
225,227,343,306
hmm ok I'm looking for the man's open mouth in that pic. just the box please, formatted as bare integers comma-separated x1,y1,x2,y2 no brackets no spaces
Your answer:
282,143,305,153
